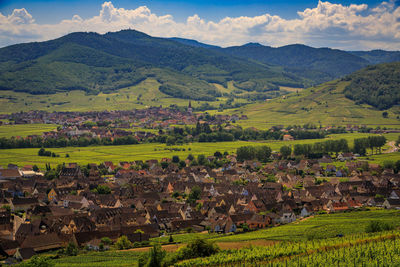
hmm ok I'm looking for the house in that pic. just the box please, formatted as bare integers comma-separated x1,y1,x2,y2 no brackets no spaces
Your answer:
279,212,296,224
20,233,64,252
10,198,38,212
300,207,311,217
14,247,35,261
0,169,21,180
383,199,400,209
283,135,294,141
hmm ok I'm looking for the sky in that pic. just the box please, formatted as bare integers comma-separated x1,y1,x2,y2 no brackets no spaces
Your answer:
0,0,399,50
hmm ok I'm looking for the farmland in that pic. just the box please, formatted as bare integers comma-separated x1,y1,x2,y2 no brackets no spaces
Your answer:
0,124,58,138
214,80,400,129
0,78,250,114
1,132,397,168
49,209,400,267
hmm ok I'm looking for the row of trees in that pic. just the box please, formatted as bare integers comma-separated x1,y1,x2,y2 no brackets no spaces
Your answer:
353,136,387,155
293,139,349,158
0,135,139,149
159,123,327,145
237,146,272,163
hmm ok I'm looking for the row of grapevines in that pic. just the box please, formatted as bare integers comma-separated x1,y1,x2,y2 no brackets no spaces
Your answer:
174,231,400,266
269,236,400,266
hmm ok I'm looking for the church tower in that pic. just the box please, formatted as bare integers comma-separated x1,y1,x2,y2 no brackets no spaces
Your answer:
188,101,192,114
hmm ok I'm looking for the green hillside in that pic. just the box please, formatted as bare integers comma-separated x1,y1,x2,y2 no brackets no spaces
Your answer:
217,62,400,128
343,62,400,110
220,43,370,84
0,30,307,101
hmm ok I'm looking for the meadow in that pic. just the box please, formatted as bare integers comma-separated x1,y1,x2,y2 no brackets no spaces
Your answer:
1,132,396,168
0,124,58,138
0,78,249,114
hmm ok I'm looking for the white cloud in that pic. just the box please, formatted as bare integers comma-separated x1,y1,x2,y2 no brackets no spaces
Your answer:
0,1,399,50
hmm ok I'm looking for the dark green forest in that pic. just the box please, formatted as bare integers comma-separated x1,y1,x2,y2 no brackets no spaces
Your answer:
344,62,400,110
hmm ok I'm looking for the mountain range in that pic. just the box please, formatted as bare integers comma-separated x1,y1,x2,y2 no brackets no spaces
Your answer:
0,29,399,102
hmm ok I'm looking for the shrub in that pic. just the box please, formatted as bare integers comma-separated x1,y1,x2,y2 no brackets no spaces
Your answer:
115,235,133,250
366,220,394,233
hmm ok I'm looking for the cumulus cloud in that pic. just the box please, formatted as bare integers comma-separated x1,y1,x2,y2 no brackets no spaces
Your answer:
0,1,399,50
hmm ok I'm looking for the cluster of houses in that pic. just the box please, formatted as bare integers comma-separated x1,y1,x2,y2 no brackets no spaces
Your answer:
1,107,246,129
0,153,399,262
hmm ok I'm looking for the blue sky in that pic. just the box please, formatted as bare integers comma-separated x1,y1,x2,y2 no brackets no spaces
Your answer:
0,0,388,22
0,0,399,50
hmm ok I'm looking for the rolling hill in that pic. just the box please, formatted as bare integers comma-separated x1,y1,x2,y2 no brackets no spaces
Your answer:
0,30,306,101
220,62,400,128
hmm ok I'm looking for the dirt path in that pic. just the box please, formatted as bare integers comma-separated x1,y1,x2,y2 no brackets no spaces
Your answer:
384,141,398,153
125,239,276,253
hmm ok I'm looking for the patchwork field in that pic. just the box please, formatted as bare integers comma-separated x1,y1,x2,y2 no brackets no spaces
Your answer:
0,78,252,114
214,80,400,129
1,132,395,168
0,124,58,138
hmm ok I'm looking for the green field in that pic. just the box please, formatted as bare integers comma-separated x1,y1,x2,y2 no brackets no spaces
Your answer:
0,124,58,138
0,78,250,114
213,80,400,129
211,209,400,242
1,132,395,168
51,250,142,267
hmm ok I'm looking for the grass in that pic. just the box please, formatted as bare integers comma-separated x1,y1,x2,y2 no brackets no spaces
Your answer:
51,250,142,267
0,78,249,114
210,209,400,242
0,124,58,138
213,80,400,129
0,132,394,169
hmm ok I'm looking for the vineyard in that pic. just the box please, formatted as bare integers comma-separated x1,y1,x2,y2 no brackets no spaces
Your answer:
174,231,400,266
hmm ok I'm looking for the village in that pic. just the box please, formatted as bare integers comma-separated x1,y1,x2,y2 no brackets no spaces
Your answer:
0,148,399,263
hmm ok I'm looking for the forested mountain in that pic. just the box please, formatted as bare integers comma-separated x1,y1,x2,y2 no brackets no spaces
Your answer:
343,62,400,110
0,30,306,100
219,44,370,84
1,29,399,102
349,50,400,65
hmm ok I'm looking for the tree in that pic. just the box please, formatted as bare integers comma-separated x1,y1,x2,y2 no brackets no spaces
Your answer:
161,161,169,169
382,111,388,118
32,165,39,172
178,160,186,168
115,235,133,250
101,237,112,246
188,186,201,204
280,145,292,159
145,244,166,267
236,146,255,161
172,155,180,163
255,146,271,163
187,154,194,161
38,148,45,156
135,229,145,242
65,242,78,256
197,154,207,165
94,185,111,194
214,151,222,158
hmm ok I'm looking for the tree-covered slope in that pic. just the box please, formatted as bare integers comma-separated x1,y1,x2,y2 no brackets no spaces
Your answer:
349,50,400,65
0,30,307,100
220,44,370,84
343,62,400,110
